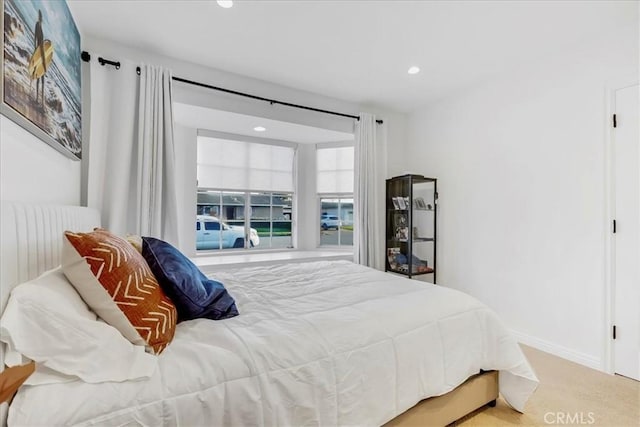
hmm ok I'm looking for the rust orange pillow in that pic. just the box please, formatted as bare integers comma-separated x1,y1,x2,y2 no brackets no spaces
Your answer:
61,229,176,354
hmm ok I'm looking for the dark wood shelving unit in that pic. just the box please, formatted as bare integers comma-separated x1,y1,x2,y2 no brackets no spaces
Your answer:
385,174,437,281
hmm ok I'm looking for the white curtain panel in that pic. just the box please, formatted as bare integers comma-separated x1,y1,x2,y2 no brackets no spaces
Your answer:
86,60,179,246
136,64,179,246
86,58,138,236
354,113,384,270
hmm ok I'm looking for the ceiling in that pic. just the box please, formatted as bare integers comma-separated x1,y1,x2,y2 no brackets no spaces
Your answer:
174,103,354,143
68,1,636,112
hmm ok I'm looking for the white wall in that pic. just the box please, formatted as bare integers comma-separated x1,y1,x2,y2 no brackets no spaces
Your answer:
173,124,198,256
0,115,81,205
378,110,407,178
404,26,638,370
295,143,319,251
83,36,406,255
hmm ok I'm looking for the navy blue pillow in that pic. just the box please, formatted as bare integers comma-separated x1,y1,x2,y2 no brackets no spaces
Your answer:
141,237,239,322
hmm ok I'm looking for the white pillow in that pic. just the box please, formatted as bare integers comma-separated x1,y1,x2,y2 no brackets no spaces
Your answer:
0,267,158,385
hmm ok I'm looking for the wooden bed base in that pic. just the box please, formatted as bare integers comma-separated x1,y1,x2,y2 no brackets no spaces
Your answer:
384,370,498,427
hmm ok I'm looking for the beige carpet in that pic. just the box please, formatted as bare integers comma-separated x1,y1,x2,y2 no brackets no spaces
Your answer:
454,345,640,426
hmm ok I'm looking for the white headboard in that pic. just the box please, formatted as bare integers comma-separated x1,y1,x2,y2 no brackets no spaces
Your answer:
0,202,101,312
0,202,100,425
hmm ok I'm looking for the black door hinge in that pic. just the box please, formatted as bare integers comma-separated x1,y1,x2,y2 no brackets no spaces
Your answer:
613,114,617,128
613,325,617,340
613,219,617,234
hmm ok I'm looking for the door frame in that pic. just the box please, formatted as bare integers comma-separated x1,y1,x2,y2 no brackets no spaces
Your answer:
603,81,639,375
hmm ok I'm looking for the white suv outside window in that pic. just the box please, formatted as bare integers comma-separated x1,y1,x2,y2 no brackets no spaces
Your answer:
320,215,341,230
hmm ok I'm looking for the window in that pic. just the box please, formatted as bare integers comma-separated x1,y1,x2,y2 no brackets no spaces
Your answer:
204,221,220,231
319,198,354,246
197,136,295,251
249,192,293,249
317,145,354,247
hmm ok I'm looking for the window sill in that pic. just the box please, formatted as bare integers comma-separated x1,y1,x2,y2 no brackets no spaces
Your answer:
192,249,354,274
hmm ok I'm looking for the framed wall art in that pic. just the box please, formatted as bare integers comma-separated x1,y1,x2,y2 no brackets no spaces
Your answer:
1,0,81,160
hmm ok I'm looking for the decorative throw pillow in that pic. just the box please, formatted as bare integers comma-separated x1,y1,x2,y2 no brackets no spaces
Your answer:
62,229,177,354
141,237,239,322
125,234,143,253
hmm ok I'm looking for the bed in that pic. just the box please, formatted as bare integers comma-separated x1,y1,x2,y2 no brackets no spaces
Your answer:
0,202,538,426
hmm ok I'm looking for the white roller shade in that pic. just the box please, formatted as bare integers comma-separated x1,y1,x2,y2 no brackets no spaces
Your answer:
317,146,354,193
197,137,294,192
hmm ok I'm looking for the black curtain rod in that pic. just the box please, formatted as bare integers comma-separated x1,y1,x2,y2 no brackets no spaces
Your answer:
83,51,122,70
80,51,382,124
171,74,383,124
98,57,120,70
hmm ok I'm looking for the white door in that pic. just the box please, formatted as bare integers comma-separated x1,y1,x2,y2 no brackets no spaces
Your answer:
613,84,640,381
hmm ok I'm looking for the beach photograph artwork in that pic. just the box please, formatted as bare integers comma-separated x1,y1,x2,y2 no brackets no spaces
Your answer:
3,0,81,159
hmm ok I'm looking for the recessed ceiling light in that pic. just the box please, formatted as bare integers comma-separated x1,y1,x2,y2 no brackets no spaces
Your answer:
254,126,266,132
407,66,420,75
217,0,233,8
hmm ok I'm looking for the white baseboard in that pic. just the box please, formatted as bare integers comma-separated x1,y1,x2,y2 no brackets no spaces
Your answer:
510,329,602,371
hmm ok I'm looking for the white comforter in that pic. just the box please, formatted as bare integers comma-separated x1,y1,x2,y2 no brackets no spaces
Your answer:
9,260,538,426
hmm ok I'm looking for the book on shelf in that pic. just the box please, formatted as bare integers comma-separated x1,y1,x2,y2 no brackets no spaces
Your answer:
392,196,407,210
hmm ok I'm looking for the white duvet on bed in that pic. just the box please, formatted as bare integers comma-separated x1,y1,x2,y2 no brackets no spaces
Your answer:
9,260,538,426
